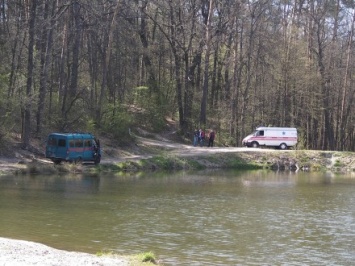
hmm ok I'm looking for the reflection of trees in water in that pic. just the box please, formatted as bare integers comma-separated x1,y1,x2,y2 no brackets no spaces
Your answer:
240,171,339,187
61,175,101,194
241,170,297,187
0,174,101,196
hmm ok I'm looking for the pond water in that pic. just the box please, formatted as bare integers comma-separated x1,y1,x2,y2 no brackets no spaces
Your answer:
1,170,354,265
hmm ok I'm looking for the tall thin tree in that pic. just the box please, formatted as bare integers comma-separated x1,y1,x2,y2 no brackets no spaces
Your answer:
22,0,37,149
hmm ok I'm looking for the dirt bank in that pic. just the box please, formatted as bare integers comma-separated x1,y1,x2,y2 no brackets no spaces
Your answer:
1,135,355,174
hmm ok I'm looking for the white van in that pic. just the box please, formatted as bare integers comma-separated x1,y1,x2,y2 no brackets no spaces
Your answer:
242,127,297,149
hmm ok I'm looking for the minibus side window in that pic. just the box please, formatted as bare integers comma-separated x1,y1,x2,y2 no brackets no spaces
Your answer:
84,140,91,147
256,130,264,136
48,137,57,146
75,139,83,147
58,139,66,147
69,140,75,147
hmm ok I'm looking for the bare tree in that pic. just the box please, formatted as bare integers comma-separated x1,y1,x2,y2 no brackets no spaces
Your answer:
22,0,38,149
199,0,213,126
36,0,56,134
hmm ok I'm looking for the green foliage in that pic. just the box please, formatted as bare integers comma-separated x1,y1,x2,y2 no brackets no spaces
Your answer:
116,161,142,171
46,96,94,132
0,73,9,89
221,134,237,147
187,159,205,170
138,252,156,263
86,119,98,135
0,112,12,139
96,250,113,257
138,155,204,170
226,159,263,170
130,85,172,132
101,104,134,142
146,110,166,132
147,155,184,169
334,160,343,167
0,102,18,148
0,78,16,138
95,163,122,172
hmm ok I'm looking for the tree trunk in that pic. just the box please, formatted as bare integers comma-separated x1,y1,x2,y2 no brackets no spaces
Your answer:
339,10,355,150
200,0,213,126
22,0,37,149
36,0,55,134
69,1,81,97
97,0,120,124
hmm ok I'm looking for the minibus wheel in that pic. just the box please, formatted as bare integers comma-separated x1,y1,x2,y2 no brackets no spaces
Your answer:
251,141,259,148
52,159,62,164
75,157,82,164
94,156,101,165
279,143,288,150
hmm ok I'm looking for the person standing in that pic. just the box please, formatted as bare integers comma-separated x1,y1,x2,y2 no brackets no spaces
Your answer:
208,130,215,147
193,129,199,147
199,129,205,147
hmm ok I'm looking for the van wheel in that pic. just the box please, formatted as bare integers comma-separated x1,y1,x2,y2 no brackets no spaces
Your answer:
94,156,101,165
251,141,259,148
279,143,288,150
75,157,82,164
52,159,62,164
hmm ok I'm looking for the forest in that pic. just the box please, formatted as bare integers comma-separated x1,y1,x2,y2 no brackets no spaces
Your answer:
0,0,355,151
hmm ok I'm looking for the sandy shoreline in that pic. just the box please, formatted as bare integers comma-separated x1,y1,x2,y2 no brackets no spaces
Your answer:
0,237,128,266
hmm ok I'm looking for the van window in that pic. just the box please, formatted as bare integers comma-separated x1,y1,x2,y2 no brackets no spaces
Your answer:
69,140,75,148
75,139,83,147
257,130,264,136
48,137,57,146
58,139,66,147
84,140,92,147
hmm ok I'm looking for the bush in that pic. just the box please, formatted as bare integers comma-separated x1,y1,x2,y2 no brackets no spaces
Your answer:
101,105,134,143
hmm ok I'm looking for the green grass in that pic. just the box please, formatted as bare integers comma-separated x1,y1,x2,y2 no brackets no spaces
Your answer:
16,149,353,175
141,155,193,170
187,159,205,170
95,250,113,256
138,251,156,263
225,156,263,170
334,160,343,167
96,250,158,265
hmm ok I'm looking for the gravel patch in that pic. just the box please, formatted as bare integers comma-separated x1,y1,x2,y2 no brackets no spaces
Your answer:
0,237,128,266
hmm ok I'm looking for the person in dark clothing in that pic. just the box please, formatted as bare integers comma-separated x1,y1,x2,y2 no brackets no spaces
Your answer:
208,130,215,147
199,129,205,147
193,129,199,147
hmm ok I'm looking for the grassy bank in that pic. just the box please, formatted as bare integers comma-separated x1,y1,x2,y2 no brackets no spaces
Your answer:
7,149,355,175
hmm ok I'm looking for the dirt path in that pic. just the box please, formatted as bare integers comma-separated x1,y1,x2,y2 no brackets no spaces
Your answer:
109,135,274,159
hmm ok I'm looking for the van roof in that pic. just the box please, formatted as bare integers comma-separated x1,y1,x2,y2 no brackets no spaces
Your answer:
48,133,95,138
256,127,297,131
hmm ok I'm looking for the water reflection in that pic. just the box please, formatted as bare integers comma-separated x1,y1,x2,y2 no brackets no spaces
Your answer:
0,170,354,265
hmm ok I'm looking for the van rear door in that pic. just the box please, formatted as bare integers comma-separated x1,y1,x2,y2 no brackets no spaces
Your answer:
46,135,68,160
56,138,68,159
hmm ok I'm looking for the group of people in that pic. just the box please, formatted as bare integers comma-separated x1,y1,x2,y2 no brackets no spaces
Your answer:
193,128,215,147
